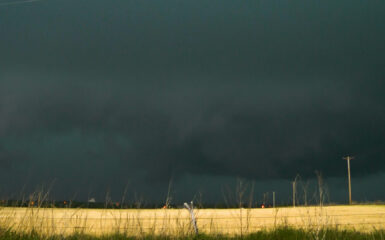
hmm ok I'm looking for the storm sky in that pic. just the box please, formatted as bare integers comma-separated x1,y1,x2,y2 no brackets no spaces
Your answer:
0,0,384,205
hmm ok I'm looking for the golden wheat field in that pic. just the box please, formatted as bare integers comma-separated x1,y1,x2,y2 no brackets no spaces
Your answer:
0,205,384,236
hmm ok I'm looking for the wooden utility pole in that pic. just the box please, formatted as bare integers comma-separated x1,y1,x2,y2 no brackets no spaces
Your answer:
292,181,296,208
273,191,276,208
343,156,354,205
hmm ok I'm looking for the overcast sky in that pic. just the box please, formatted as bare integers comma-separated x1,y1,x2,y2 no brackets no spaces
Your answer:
0,0,384,205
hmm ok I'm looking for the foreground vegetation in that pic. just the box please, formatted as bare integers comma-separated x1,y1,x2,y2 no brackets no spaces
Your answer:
2,206,385,235
1,205,385,239
1,227,385,240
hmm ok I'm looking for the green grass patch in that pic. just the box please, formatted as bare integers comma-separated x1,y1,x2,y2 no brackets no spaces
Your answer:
1,227,385,240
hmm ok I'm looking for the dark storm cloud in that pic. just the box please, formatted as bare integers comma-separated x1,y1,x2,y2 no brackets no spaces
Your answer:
0,0,385,197
1,76,384,183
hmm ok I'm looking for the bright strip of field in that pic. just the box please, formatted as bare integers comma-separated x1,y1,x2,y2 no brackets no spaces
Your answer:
0,205,384,236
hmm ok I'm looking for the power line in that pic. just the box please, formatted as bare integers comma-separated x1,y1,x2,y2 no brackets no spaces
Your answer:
0,0,43,7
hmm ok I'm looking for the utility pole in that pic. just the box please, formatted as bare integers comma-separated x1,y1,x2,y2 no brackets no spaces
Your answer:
292,181,296,208
273,191,275,208
343,156,354,205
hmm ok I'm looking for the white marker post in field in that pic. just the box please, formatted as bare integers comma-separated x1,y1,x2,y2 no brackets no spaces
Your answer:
184,201,198,235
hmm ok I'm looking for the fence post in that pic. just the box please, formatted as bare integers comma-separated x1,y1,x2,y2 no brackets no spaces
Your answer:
184,201,198,235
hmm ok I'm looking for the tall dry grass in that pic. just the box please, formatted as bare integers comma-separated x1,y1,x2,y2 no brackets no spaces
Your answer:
1,178,385,239
1,205,385,238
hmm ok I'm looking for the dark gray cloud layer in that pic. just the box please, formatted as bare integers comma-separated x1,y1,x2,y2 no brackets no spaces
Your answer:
0,0,385,201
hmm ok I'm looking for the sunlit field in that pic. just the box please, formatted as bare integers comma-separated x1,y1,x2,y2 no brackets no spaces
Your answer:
1,205,384,238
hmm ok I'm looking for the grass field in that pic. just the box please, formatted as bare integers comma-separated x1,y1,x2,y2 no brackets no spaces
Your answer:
1,205,385,238
1,227,385,240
